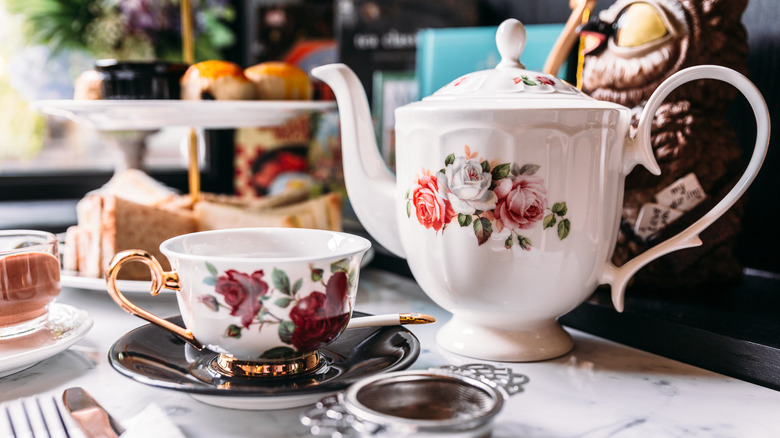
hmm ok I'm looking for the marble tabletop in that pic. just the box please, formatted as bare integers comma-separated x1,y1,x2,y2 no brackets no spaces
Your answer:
1,267,779,437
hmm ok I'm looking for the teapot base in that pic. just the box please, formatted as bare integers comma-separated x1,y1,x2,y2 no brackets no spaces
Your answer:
436,316,573,362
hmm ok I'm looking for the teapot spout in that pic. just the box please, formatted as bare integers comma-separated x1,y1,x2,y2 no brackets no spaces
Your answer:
312,64,405,258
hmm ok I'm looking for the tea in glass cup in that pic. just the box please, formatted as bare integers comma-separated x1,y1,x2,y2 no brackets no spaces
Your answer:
0,230,61,338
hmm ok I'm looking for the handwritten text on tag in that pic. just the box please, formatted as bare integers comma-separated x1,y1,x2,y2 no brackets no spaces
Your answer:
655,173,706,212
634,203,684,240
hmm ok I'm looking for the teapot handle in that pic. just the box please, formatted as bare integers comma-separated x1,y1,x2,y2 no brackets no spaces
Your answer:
602,65,770,312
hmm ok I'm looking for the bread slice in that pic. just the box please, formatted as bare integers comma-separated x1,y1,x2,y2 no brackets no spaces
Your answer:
62,226,80,273
63,168,344,281
195,201,296,230
74,192,104,278
198,186,310,210
100,168,178,205
195,192,342,232
100,196,198,280
63,170,196,280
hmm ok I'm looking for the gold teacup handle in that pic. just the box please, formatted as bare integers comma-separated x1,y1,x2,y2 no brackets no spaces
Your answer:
106,250,204,350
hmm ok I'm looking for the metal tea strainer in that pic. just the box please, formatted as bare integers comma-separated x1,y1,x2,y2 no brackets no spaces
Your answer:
301,363,529,437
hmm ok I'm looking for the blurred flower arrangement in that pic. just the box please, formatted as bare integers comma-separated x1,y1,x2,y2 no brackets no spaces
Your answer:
0,0,235,162
6,0,236,61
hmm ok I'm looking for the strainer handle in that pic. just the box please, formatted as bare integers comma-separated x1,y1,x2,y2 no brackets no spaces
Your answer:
432,363,530,397
301,394,381,437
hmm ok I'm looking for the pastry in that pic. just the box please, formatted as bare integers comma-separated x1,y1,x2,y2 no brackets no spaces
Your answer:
180,60,257,100
244,61,312,100
73,69,103,100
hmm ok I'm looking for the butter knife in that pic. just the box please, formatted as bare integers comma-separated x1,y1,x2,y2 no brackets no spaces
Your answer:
346,312,436,329
63,387,125,438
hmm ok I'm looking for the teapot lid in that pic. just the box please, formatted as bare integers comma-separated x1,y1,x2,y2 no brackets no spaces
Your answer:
425,19,587,101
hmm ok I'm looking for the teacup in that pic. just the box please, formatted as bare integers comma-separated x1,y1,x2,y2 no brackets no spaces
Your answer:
106,227,371,377
0,230,61,339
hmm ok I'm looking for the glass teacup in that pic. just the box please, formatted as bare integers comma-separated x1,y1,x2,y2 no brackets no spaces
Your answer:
0,230,61,339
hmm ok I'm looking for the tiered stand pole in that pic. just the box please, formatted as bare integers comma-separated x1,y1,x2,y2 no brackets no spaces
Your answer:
181,0,200,203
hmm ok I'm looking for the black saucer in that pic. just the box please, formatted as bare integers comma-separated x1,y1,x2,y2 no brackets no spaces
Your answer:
108,312,420,409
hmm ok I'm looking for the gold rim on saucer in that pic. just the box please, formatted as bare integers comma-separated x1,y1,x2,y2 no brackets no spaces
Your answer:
210,351,323,378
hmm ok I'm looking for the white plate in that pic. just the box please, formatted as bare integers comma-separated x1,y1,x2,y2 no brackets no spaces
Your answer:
61,247,375,294
0,303,93,378
31,99,336,131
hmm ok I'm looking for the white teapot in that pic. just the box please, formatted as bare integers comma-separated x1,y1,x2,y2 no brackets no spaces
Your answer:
312,19,770,361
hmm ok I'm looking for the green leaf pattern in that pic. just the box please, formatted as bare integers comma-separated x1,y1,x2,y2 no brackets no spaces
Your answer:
272,268,292,296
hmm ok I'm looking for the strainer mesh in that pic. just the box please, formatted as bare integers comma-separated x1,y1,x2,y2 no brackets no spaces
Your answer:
355,377,496,421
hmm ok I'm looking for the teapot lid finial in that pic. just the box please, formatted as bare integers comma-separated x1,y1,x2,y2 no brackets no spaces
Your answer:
496,19,526,70
427,18,586,100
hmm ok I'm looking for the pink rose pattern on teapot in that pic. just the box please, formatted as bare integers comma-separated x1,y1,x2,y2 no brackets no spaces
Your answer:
406,146,571,250
198,260,354,358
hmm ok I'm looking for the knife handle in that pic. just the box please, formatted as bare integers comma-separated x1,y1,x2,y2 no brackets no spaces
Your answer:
106,249,204,350
70,406,120,438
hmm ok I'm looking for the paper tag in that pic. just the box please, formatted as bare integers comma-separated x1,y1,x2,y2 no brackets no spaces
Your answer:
634,203,685,240
655,173,706,212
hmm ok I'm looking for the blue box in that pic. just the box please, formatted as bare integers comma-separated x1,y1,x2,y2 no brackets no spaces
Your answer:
416,24,566,98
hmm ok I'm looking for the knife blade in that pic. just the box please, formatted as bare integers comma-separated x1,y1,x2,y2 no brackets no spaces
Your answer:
62,387,126,438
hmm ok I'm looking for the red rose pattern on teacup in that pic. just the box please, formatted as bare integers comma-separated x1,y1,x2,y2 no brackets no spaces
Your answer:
405,145,571,250
198,259,353,359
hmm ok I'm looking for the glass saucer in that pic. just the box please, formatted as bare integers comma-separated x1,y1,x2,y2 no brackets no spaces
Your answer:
0,303,93,377
108,312,420,410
